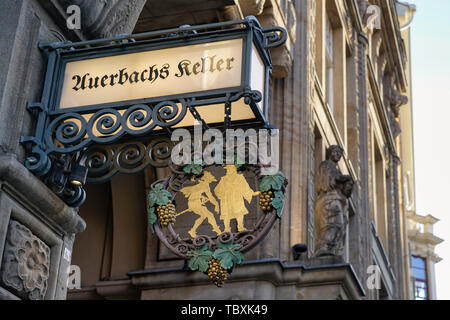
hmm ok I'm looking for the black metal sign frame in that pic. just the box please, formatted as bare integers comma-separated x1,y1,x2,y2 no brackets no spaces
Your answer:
20,16,286,207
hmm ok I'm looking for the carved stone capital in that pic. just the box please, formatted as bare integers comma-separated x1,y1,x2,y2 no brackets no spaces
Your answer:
56,0,147,39
357,0,371,26
0,221,51,300
383,72,408,129
236,0,266,16
270,45,293,79
258,2,295,78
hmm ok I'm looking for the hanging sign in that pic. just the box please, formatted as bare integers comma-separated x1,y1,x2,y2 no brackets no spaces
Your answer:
148,163,288,287
59,39,245,110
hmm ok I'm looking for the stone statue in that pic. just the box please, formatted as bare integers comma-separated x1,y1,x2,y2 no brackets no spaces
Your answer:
314,145,354,257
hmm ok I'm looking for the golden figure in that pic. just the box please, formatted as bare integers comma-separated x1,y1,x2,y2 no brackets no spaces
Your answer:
214,165,259,232
177,171,222,238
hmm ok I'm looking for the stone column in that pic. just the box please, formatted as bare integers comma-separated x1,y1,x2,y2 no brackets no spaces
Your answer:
356,32,372,297
391,154,404,299
346,28,364,278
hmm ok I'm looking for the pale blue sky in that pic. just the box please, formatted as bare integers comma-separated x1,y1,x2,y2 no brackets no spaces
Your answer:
407,0,450,300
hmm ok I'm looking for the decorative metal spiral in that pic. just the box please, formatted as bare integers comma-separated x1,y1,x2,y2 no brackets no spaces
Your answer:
45,100,187,156
244,90,262,105
152,100,187,127
116,142,146,169
148,138,173,165
46,113,88,154
79,137,175,184
82,147,114,175
90,108,122,140
218,232,234,245
123,104,153,133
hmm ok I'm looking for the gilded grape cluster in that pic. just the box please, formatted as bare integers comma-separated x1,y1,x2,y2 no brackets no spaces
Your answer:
259,190,274,212
207,258,228,287
157,202,176,227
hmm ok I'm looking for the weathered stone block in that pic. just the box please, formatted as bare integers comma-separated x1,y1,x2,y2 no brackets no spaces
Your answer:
0,220,50,300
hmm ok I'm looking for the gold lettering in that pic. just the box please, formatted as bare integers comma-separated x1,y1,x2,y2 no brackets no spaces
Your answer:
216,59,224,71
193,62,201,75
226,57,234,70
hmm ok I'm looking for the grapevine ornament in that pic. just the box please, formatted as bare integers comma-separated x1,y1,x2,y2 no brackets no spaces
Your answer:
147,163,288,287
207,258,228,287
259,190,274,212
156,202,176,227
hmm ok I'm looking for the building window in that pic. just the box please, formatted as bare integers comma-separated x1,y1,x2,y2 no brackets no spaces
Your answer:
370,132,388,251
411,256,428,300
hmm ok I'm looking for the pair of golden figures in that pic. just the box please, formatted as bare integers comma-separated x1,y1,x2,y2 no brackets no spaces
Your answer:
178,165,259,238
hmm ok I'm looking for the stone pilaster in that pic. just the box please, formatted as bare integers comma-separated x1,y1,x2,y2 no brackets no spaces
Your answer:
0,154,85,299
356,32,372,299
0,1,88,299
346,26,364,279
391,154,404,299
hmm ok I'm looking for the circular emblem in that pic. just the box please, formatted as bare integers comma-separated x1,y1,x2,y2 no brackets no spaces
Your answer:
147,162,287,286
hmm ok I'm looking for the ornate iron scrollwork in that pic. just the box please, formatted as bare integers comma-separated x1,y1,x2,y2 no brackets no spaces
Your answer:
20,17,287,207
80,137,174,184
45,100,187,156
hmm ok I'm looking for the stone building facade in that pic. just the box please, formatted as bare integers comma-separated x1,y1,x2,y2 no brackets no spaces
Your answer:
0,0,436,300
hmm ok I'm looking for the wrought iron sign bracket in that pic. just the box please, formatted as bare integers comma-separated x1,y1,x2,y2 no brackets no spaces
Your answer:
20,16,287,207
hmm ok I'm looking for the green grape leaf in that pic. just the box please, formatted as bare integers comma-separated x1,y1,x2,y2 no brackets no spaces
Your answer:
274,190,285,200
213,242,243,270
148,206,157,234
183,163,205,175
148,183,171,206
271,196,285,217
186,245,213,273
259,174,286,192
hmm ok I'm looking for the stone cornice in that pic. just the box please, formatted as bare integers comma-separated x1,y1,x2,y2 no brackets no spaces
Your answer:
377,0,408,92
408,231,444,246
407,211,440,225
0,154,85,235
128,258,366,299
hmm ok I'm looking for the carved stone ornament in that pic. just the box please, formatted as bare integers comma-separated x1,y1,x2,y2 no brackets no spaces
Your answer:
314,146,354,258
56,0,147,39
383,73,408,138
0,221,51,300
357,0,372,29
148,157,287,286
238,0,267,16
258,5,294,78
